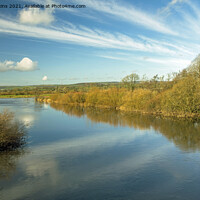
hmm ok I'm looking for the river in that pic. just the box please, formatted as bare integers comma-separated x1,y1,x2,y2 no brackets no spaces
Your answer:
0,98,200,200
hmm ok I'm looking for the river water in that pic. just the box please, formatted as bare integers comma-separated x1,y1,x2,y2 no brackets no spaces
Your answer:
1,98,200,200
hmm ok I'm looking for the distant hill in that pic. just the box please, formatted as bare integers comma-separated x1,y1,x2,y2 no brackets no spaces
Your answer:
0,82,120,90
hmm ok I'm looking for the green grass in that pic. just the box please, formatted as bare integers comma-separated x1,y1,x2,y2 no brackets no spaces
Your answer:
0,95,35,98
0,94,52,99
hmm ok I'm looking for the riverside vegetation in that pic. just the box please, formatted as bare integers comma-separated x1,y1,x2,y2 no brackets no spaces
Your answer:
37,55,200,119
0,110,27,151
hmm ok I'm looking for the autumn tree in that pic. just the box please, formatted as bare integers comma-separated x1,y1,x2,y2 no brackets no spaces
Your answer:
122,73,139,91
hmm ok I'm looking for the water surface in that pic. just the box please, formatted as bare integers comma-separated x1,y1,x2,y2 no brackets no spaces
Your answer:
1,98,200,200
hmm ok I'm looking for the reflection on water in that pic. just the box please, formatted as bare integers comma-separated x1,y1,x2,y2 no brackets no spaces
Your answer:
1,99,200,200
0,150,25,179
50,103,200,152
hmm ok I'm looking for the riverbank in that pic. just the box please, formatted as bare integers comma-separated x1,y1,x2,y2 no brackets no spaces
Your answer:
36,90,200,121
0,94,52,99
0,95,35,98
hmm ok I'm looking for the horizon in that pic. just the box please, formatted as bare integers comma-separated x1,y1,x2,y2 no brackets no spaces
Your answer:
0,81,121,87
1,0,200,86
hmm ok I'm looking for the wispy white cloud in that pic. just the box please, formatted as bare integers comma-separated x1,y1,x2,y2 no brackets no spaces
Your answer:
138,35,194,56
143,57,191,73
19,0,177,35
0,57,38,72
98,55,127,61
0,18,186,56
96,52,191,73
176,1,200,39
157,0,200,42
144,57,190,66
159,0,186,16
72,0,177,35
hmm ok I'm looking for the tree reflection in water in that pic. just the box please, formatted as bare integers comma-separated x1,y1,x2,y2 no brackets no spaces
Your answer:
50,103,200,152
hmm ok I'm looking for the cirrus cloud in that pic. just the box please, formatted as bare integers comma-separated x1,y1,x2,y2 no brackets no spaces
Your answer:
0,57,38,72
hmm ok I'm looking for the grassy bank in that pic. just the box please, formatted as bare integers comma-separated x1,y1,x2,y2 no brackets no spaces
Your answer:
0,110,27,151
0,95,35,98
0,94,53,99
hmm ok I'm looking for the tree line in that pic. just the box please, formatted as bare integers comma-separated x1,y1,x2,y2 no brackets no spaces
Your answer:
40,63,200,119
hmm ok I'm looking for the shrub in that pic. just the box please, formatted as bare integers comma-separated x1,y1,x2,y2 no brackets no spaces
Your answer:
122,89,158,111
0,110,27,151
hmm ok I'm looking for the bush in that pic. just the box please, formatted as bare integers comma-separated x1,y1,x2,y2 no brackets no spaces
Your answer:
0,110,27,151
161,76,200,113
122,89,158,111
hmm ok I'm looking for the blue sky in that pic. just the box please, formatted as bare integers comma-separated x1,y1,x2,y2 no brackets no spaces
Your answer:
0,0,200,85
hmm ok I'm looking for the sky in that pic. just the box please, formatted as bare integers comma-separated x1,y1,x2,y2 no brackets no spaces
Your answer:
0,0,200,85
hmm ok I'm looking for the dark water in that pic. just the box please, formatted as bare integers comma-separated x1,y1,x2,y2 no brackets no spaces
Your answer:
1,98,200,200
